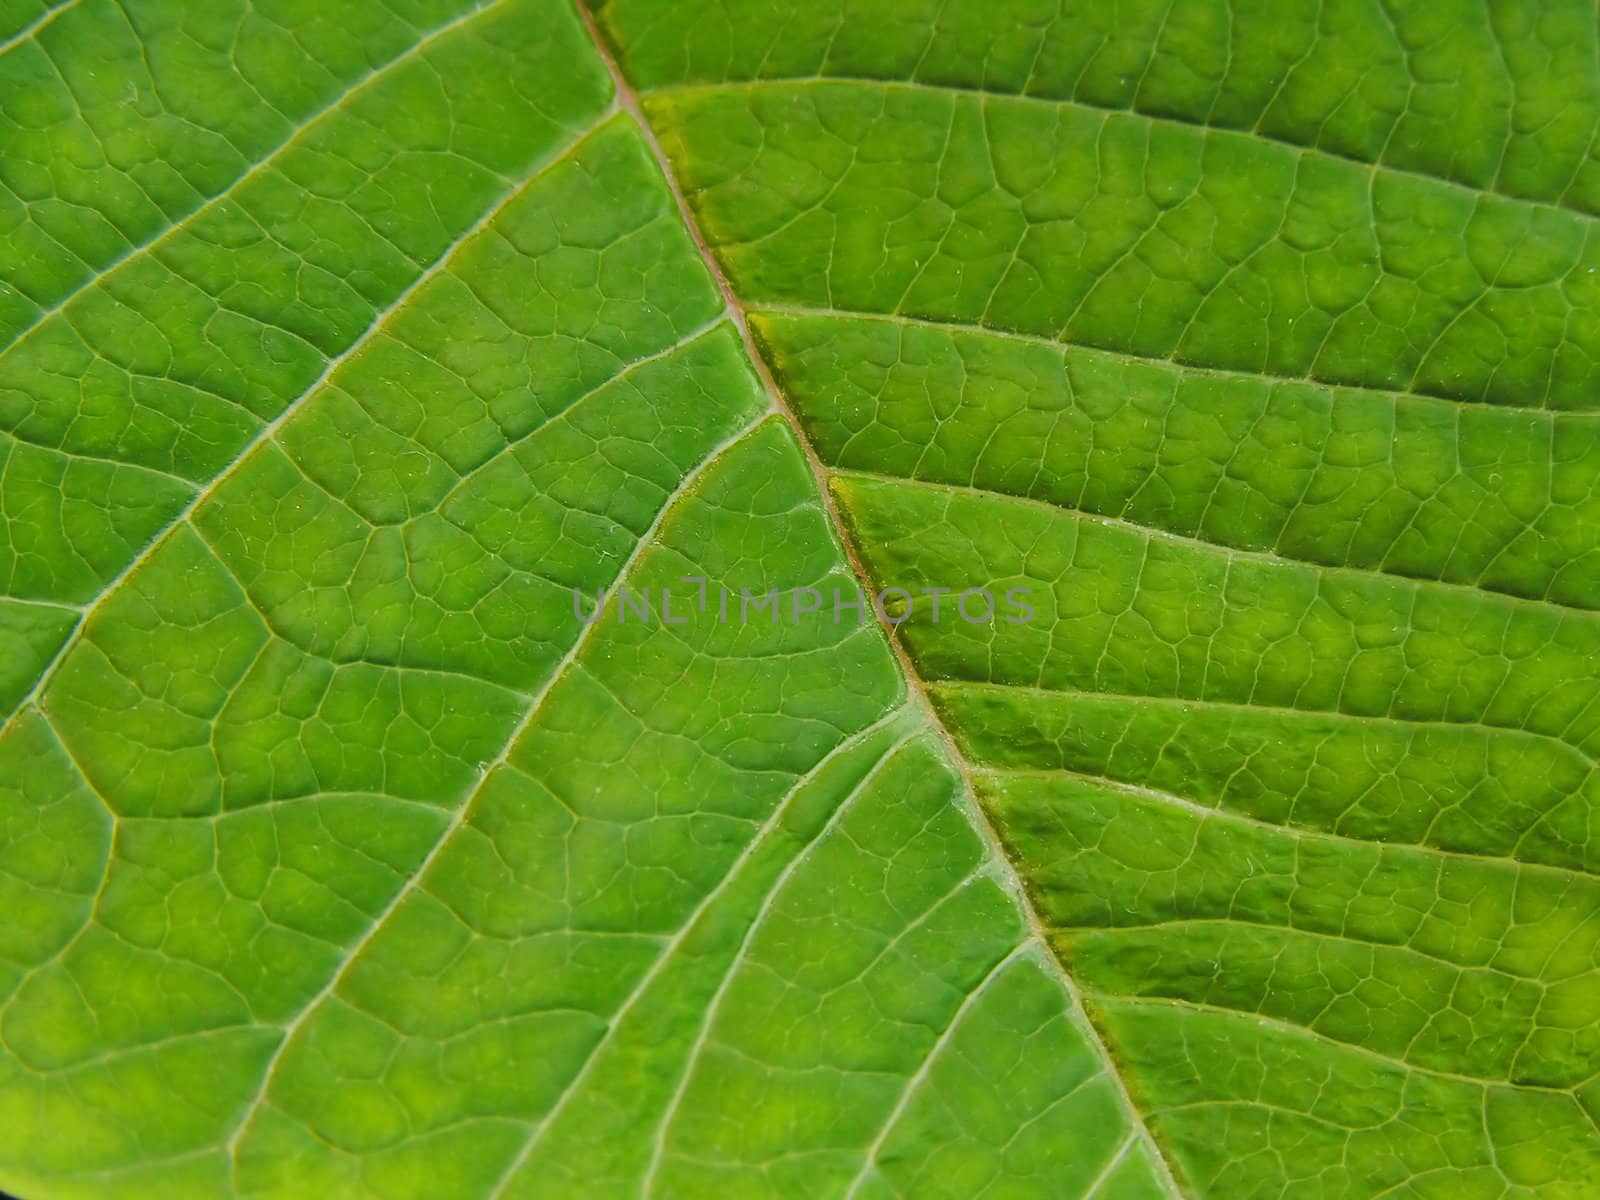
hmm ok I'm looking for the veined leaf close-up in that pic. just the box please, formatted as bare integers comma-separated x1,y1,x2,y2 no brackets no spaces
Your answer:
2,0,1599,1196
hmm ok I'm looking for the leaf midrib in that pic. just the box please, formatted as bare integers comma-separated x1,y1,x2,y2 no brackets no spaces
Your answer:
574,4,1191,1195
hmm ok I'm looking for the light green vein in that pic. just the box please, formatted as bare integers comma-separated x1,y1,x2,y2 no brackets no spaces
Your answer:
645,75,1600,228
3,111,613,741
222,411,771,1185
0,0,81,59
0,0,506,358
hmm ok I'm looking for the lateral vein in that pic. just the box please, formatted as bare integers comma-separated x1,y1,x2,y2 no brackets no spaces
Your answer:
2,110,612,741
0,0,506,361
223,411,771,1181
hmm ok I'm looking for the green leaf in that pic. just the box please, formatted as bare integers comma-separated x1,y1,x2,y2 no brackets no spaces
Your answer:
2,1,1597,1197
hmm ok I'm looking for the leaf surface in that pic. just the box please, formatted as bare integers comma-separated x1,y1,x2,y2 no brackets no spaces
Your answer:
2,1,1598,1197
